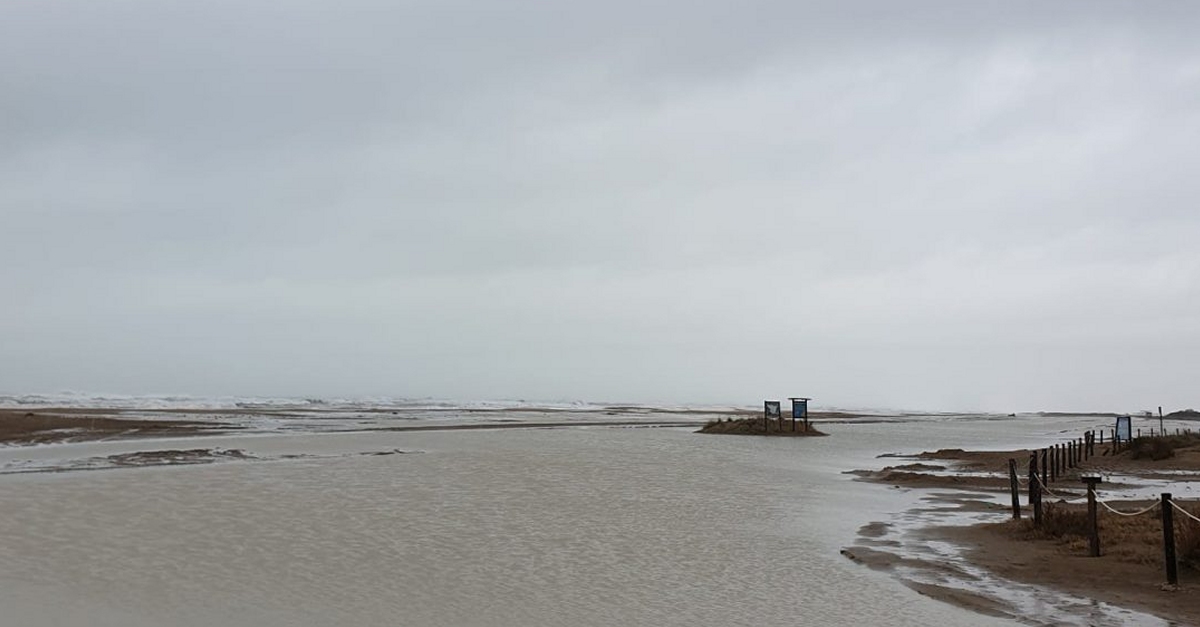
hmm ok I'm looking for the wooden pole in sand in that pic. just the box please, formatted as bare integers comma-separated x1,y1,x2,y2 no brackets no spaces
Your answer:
1084,476,1102,557
1029,452,1042,527
1008,458,1021,520
1041,448,1048,485
1067,441,1075,469
1027,452,1037,507
1163,493,1179,586
1050,445,1057,482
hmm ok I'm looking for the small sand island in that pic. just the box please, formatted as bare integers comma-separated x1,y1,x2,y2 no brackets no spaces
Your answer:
698,416,826,437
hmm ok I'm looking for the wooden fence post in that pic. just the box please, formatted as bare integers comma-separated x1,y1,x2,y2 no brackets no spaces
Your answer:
1163,493,1178,586
1084,476,1101,557
1029,452,1042,527
1041,448,1048,485
1009,458,1021,519
1050,445,1057,482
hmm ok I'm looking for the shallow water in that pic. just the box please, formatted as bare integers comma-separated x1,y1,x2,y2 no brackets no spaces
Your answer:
0,414,1173,626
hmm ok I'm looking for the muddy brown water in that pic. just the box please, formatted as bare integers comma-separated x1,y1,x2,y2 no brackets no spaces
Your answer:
0,415,1142,626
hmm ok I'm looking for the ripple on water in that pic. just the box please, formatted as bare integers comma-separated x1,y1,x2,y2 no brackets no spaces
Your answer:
0,426,1021,627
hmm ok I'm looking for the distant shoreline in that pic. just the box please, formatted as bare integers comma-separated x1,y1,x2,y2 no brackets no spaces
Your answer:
0,408,705,447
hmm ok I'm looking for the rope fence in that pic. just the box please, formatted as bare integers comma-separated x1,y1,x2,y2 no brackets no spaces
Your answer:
1004,427,1200,586
1031,472,1080,502
1172,500,1200,526
1099,500,1160,517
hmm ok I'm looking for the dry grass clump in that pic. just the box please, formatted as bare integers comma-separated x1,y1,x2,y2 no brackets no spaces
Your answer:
1041,503,1091,538
1010,501,1200,569
1126,433,1200,461
1176,508,1200,571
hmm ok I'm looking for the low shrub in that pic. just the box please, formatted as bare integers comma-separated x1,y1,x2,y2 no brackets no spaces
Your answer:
1039,503,1091,538
1125,432,1200,460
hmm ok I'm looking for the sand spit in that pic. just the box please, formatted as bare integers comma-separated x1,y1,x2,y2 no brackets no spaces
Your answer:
847,439,1200,625
106,448,252,466
0,407,709,448
1,445,425,475
0,410,233,445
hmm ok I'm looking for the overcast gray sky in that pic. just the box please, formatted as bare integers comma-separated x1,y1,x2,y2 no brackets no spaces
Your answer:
2,1,1199,411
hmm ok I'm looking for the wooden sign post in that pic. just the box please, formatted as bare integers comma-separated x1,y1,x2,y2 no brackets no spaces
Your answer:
788,397,811,432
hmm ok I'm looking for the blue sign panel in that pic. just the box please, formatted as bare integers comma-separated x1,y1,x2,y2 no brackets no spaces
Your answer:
792,399,808,419
1116,415,1132,442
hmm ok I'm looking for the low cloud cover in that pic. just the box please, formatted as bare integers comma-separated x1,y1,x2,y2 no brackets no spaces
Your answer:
3,1,1198,411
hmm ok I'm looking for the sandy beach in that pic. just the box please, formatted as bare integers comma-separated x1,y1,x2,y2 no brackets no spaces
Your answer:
848,434,1200,625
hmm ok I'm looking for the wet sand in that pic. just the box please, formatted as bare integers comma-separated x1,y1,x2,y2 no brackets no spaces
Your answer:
850,441,1200,625
0,410,231,445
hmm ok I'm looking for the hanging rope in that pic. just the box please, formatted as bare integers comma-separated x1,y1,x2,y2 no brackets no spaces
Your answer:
1171,501,1200,525
1032,470,1168,513
1033,472,1082,502
1098,500,1160,517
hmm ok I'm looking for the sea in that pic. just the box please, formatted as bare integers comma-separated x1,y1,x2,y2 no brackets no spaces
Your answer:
0,394,1178,626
